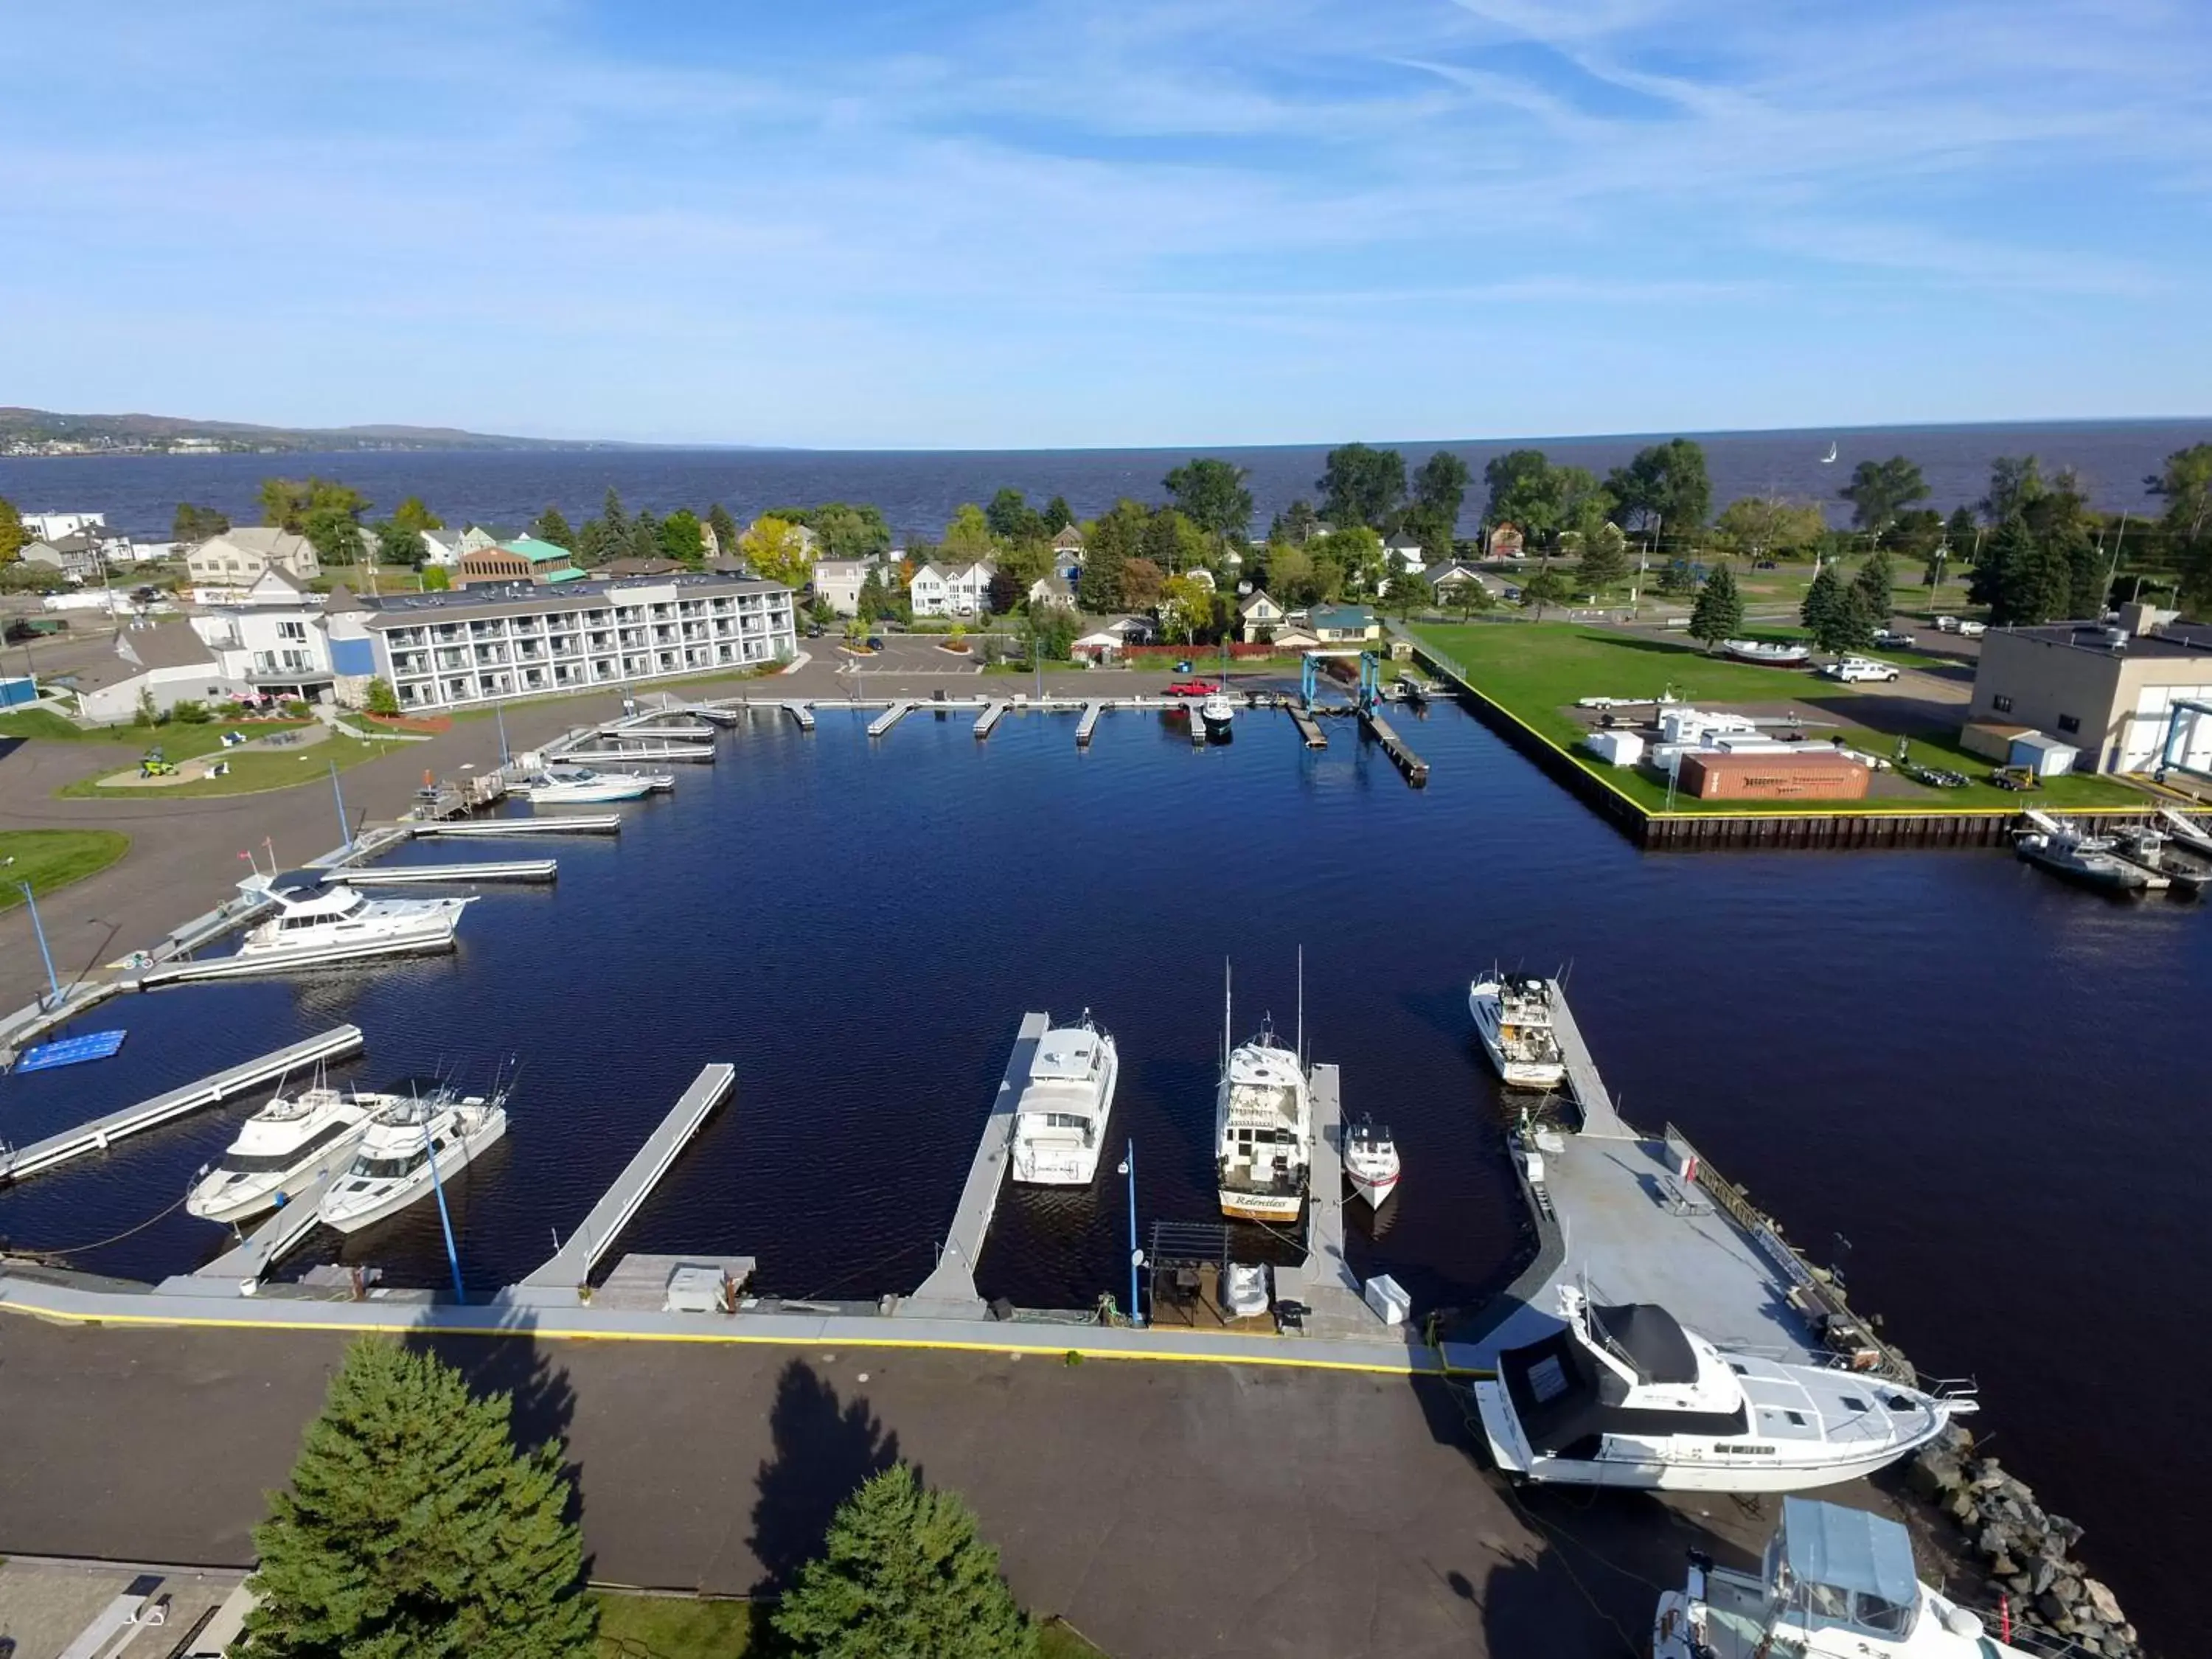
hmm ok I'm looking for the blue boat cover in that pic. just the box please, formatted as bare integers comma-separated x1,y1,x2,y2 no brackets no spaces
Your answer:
1780,1498,1919,1607
14,1029,129,1073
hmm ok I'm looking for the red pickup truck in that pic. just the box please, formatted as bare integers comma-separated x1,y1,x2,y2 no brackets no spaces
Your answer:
1166,679,1220,696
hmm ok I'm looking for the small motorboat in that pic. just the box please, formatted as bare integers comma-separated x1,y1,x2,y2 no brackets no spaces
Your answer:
2157,805,2212,857
1467,973,1568,1090
1198,692,1236,742
2014,810,2152,895
218,872,472,977
510,765,655,804
317,1085,509,1234
1343,1115,1400,1208
2112,825,2212,896
1719,639,1812,667
1009,1011,1119,1186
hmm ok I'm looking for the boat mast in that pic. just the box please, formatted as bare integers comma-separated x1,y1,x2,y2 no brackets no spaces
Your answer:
1296,944,1304,1069
1222,958,1232,1077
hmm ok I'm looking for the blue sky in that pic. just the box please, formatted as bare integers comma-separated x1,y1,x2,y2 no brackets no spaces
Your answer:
7,1,2208,447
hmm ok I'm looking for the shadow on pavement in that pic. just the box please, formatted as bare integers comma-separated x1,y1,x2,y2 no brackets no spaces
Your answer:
745,1357,901,1594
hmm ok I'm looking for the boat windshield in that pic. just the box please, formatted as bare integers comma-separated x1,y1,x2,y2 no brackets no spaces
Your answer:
218,1120,357,1175
352,1144,429,1180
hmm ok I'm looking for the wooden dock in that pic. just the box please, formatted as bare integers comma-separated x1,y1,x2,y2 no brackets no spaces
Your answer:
1289,706,1328,749
0,1026,365,1184
416,814,621,836
329,859,557,886
520,1063,737,1290
900,1012,1046,1317
974,700,1007,738
1076,702,1102,746
867,700,917,738
1360,709,1430,785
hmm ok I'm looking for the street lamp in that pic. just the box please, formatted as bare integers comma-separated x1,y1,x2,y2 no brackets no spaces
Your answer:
13,878,61,1011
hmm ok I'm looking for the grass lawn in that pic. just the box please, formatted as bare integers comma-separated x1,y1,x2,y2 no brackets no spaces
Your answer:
1409,621,2145,815
590,1593,1107,1657
0,706,319,764
57,730,411,799
0,829,131,909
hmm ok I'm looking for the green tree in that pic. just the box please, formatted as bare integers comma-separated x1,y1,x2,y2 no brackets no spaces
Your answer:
260,477,369,533
374,519,427,570
1411,449,1470,538
1882,508,1945,557
1801,563,1847,647
305,506,365,566
1161,574,1213,643
1481,449,1562,543
1142,506,1205,573
1576,522,1631,589
1837,456,1930,537
1980,456,2045,526
601,487,629,543
0,497,23,566
741,515,815,589
529,507,574,550
1518,564,1573,619
1970,515,2033,616
1316,443,1405,531
240,1340,594,1659
1387,563,1434,619
1832,584,1878,653
1851,549,1895,625
1688,562,1745,649
659,509,706,564
943,504,998,560
1713,496,1826,560
774,1464,1034,1659
1079,499,1148,611
571,517,613,567
364,677,401,715
1605,439,1711,539
1270,498,1321,544
392,495,442,534
1121,555,1166,611
1449,574,1496,621
422,566,452,591
1163,457,1254,545
809,503,892,560
1266,542,1318,606
134,684,159,726
1557,467,1615,544
627,511,661,563
1322,525,1387,599
1040,494,1075,534
172,501,229,543
707,502,741,560
984,489,1041,543
2149,442,2212,544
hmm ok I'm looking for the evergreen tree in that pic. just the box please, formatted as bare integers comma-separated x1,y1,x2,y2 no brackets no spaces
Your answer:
601,487,628,543
572,517,613,567
1973,515,2036,622
1576,522,1630,590
1040,494,1075,534
627,510,661,563
1801,563,1847,650
1688,562,1745,648
529,506,574,550
1851,549,1894,626
659,509,706,564
707,502,741,560
241,1340,594,1659
1832,584,1877,653
773,1465,1034,1659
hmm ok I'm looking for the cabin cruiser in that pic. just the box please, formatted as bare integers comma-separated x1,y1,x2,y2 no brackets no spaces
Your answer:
2110,824,2211,896
1198,692,1237,742
1467,974,1568,1090
187,1081,378,1225
316,1085,509,1233
1719,639,1812,667
1655,1498,2031,1659
1475,1284,1975,1492
510,765,656,804
1215,1017,1312,1222
232,872,471,971
1343,1115,1400,1208
2013,811,2150,895
1009,1012,1119,1186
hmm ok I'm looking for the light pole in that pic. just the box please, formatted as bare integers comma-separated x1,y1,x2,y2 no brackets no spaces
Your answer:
14,880,60,1010
1119,1139,1142,1326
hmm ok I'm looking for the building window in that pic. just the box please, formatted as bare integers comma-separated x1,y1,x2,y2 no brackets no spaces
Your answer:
1992,695,2013,714
2057,714,2080,734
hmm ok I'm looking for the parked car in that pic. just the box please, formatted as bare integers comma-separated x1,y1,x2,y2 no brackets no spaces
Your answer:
1166,679,1220,697
1933,615,1959,633
865,635,886,651
1957,619,1987,639
1823,658,1899,683
1872,627,1913,648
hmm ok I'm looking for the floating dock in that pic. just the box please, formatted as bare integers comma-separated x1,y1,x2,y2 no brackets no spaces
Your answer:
326,859,557,886
565,740,715,763
1289,706,1329,748
784,701,815,732
520,1063,737,1290
0,1026,365,1185
866,700,917,738
1276,1062,1380,1335
1360,709,1430,786
187,1169,338,1284
1076,702,1102,746
974,700,1006,738
1544,981,1632,1138
597,716,715,740
416,814,621,837
900,1012,1046,1317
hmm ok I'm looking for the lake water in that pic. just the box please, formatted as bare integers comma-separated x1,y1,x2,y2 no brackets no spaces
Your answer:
2,695,2207,1647
1,419,2201,543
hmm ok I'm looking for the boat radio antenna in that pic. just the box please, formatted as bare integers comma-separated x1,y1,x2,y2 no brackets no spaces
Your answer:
1296,944,1304,1069
1222,958,1232,1077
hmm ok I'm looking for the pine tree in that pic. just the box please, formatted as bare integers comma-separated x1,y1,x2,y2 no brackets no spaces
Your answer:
529,506,574,550
1975,515,2038,624
240,1340,594,1659
707,502,740,560
1801,563,1846,650
601,487,628,542
773,1465,1035,1659
1687,562,1744,649
1576,522,1630,590
1832,583,1877,653
1851,549,1894,626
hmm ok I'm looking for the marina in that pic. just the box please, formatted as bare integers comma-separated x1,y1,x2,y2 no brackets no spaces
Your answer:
902,1012,1047,1317
322,858,557,886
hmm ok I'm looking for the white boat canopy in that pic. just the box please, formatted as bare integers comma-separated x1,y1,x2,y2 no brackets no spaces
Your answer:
1777,1498,1919,1612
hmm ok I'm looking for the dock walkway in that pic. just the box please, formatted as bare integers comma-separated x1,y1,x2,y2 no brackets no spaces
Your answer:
521,1064,737,1290
1281,1063,1384,1337
867,700,917,738
1076,703,1102,745
415,815,620,837
0,1026,365,1184
328,859,557,886
185,1170,338,1284
900,1012,1046,1317
974,700,1006,738
1545,982,1632,1137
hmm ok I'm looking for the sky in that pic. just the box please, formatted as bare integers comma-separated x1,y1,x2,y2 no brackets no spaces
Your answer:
6,0,2209,448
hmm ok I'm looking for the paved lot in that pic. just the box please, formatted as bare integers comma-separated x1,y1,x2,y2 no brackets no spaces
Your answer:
0,1314,1944,1659
0,1558,243,1659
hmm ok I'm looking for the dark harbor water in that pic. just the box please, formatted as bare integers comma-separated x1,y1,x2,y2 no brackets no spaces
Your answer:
2,698,2208,1646
2,419,2201,543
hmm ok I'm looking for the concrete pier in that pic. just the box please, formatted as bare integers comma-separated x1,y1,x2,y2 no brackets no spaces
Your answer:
1276,1062,1381,1335
783,701,815,731
900,1012,1046,1318
327,859,557,886
974,700,1007,738
566,739,715,762
1544,981,1632,1138
1076,702,1102,745
186,1170,338,1284
416,815,621,836
866,700,917,737
0,1026,366,1184
521,1063,737,1290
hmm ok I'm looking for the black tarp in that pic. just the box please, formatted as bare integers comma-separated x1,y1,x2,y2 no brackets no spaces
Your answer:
1588,1301,1699,1384
1498,1326,1748,1461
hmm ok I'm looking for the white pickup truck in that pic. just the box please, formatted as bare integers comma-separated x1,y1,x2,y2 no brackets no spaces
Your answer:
1824,656,1900,683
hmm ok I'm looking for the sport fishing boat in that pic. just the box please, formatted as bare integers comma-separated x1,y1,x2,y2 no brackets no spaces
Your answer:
1343,1115,1400,1208
1654,1498,2032,1659
2110,824,2212,897
1467,973,1568,1090
1474,1284,1975,1492
222,872,472,975
316,1085,509,1234
509,765,656,804
2013,811,2151,895
1214,966,1312,1223
1719,639,1812,667
186,1079,378,1225
1009,1012,1119,1186
1198,692,1237,742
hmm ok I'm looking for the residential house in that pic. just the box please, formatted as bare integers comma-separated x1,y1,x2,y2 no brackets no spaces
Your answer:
1050,524,1085,585
189,572,334,703
18,538,97,582
1270,623,1321,652
1028,574,1077,612
910,560,995,617
22,511,104,543
1310,603,1381,644
1383,535,1427,574
813,557,882,616
456,524,524,554
419,529,465,568
1489,524,1526,560
1070,614,1158,664
185,527,321,586
1238,589,1285,644
1424,560,1489,604
455,537,585,588
74,621,248,723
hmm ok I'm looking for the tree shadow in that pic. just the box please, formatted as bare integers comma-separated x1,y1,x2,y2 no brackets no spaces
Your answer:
745,1358,901,1595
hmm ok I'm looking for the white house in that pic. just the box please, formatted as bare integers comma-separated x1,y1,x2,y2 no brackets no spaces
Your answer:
1028,574,1077,611
22,511,104,543
419,529,465,568
18,539,98,582
74,621,250,723
1071,614,1158,663
1238,588,1285,643
813,557,882,616
185,527,320,586
456,524,524,554
189,574,334,703
910,560,995,617
1424,560,1490,604
1383,535,1428,574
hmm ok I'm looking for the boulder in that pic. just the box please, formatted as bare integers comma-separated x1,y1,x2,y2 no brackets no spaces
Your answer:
2027,1553,2061,1595
2084,1579,2124,1624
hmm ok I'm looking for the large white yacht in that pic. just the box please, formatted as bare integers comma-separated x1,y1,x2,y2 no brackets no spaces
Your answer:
229,872,471,972
1655,1498,2031,1659
1467,973,1568,1090
1009,1012,1119,1186
316,1086,509,1234
1214,973,1313,1223
1474,1284,1975,1492
510,765,658,804
187,1081,378,1225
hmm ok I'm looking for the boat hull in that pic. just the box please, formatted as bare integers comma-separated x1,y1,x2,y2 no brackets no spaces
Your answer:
1219,1189,1302,1222
212,921,465,979
1349,1169,1399,1208
318,1113,507,1233
186,1124,374,1225
1010,1032,1117,1186
1467,985,1567,1090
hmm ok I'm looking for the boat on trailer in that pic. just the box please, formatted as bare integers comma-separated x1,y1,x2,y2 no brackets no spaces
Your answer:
1719,639,1812,667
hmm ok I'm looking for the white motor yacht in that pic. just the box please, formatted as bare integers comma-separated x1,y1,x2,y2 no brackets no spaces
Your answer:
1198,692,1236,742
511,765,655,804
1214,997,1312,1223
316,1086,509,1234
187,1082,378,1225
227,872,471,973
1655,1498,2031,1659
1467,973,1568,1090
1010,1012,1119,1186
1343,1114,1400,1208
1475,1284,1975,1492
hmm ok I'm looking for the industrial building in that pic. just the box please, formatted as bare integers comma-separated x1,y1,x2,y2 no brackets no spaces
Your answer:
1966,604,2212,778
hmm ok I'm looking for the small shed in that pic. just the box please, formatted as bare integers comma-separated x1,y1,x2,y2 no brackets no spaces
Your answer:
2008,731,2080,778
0,675,36,709
1959,720,2031,762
